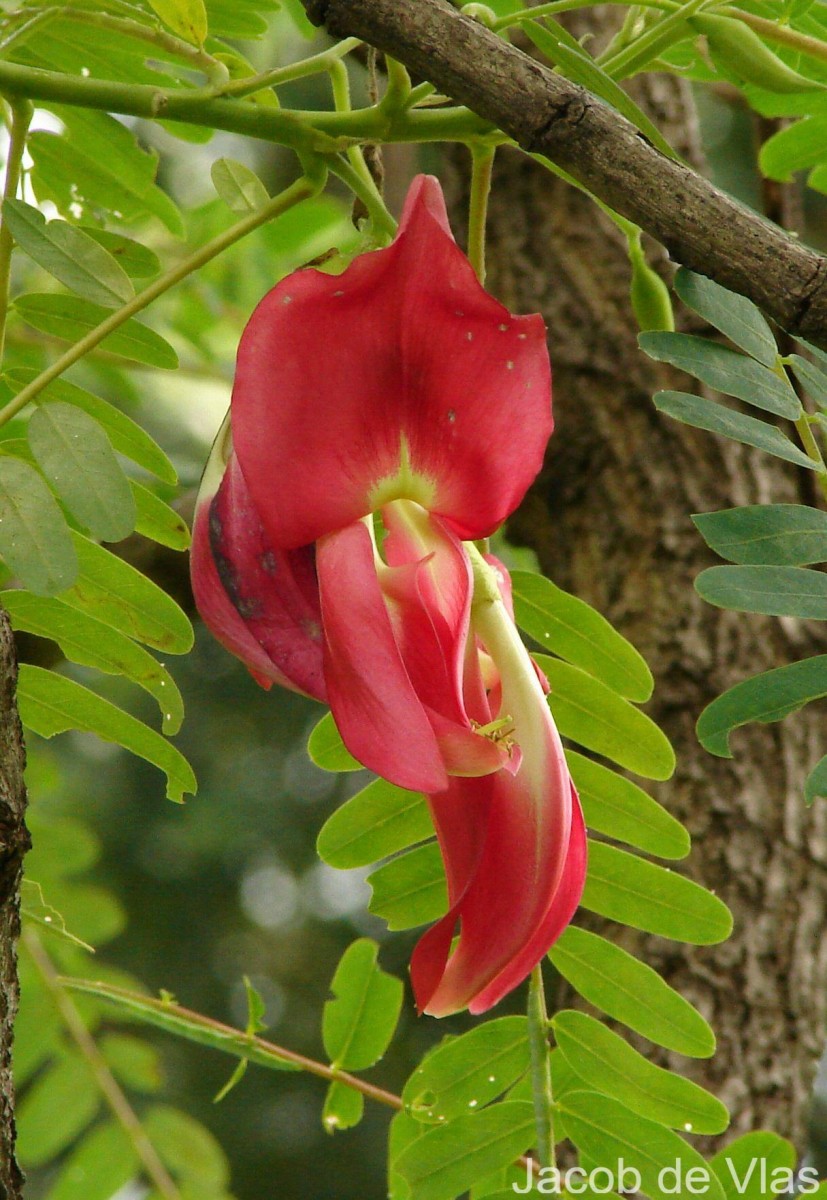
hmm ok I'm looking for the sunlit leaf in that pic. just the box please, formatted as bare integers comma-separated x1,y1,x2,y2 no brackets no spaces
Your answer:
549,926,716,1057
536,656,675,780
710,1132,796,1200
568,751,689,860
143,1105,229,1189
367,843,445,930
148,0,208,45
394,1102,535,1200
317,779,432,869
2,590,184,734
552,1010,728,1133
41,1120,138,1200
101,1032,163,1093
17,666,196,803
323,940,403,1070
788,354,827,411
583,841,732,944
132,482,191,550
63,533,193,654
322,1080,364,1133
403,1017,530,1124
81,229,162,281
511,570,652,701
308,711,362,772
17,1051,98,1168
560,1091,726,1200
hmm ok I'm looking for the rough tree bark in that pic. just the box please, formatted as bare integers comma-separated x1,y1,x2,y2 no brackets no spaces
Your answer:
443,37,827,1149
0,608,28,1197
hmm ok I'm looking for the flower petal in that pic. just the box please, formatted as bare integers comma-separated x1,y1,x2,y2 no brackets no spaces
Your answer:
232,174,552,550
316,521,448,794
190,415,326,700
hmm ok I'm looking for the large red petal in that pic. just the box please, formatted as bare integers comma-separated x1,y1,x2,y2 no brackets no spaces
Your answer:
232,175,552,550
190,420,326,700
316,521,448,794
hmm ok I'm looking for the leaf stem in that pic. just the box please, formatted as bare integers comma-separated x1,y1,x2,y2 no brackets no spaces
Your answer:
61,976,404,1112
494,0,676,30
795,412,827,502
468,143,496,285
0,97,31,368
598,0,712,79
203,37,363,100
328,57,393,239
24,931,181,1200
0,171,323,428
527,964,556,1171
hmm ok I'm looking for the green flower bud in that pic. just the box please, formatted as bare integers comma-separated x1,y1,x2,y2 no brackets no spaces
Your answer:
627,233,675,333
691,14,825,94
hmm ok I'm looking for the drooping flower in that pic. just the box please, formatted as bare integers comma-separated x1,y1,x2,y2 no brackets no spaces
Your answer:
191,174,586,1015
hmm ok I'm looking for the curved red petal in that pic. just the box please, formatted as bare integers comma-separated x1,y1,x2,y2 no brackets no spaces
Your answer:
316,522,448,794
468,786,587,1014
232,174,552,549
190,421,326,700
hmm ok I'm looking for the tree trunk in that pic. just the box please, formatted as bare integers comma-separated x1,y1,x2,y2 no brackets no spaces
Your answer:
0,608,29,1198
450,42,827,1151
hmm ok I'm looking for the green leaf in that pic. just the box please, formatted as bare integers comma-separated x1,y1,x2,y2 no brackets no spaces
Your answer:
30,111,184,237
760,115,827,180
583,840,733,944
17,665,196,803
148,0,208,44
394,1102,535,1200
5,374,178,484
0,455,77,593
653,391,818,469
101,1032,163,1093
14,294,178,370
696,563,827,619
317,779,432,868
81,229,162,281
568,751,690,860
64,979,301,1073
559,1091,726,1200
788,354,827,411
28,402,136,542
402,1017,531,1125
710,1132,796,1200
805,754,827,804
693,504,827,566
3,200,134,307
211,158,270,214
64,533,193,654
367,843,446,931
697,655,827,757
132,482,191,550
535,656,675,780
511,570,652,701
2,590,184,734
322,1080,364,1133
640,333,799,419
673,269,778,367
43,1121,138,1200
523,20,679,161
143,1105,229,1189
307,711,362,772
17,1050,98,1167
322,939,403,1070
552,1010,728,1133
549,926,716,1057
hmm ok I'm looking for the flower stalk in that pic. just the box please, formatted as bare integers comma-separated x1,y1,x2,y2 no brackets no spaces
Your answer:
527,964,556,1171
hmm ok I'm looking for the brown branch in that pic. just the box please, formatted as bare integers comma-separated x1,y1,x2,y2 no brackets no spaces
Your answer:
303,0,827,349
0,607,30,1200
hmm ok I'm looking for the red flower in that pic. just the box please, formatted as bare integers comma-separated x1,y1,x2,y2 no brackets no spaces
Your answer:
191,175,586,1015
